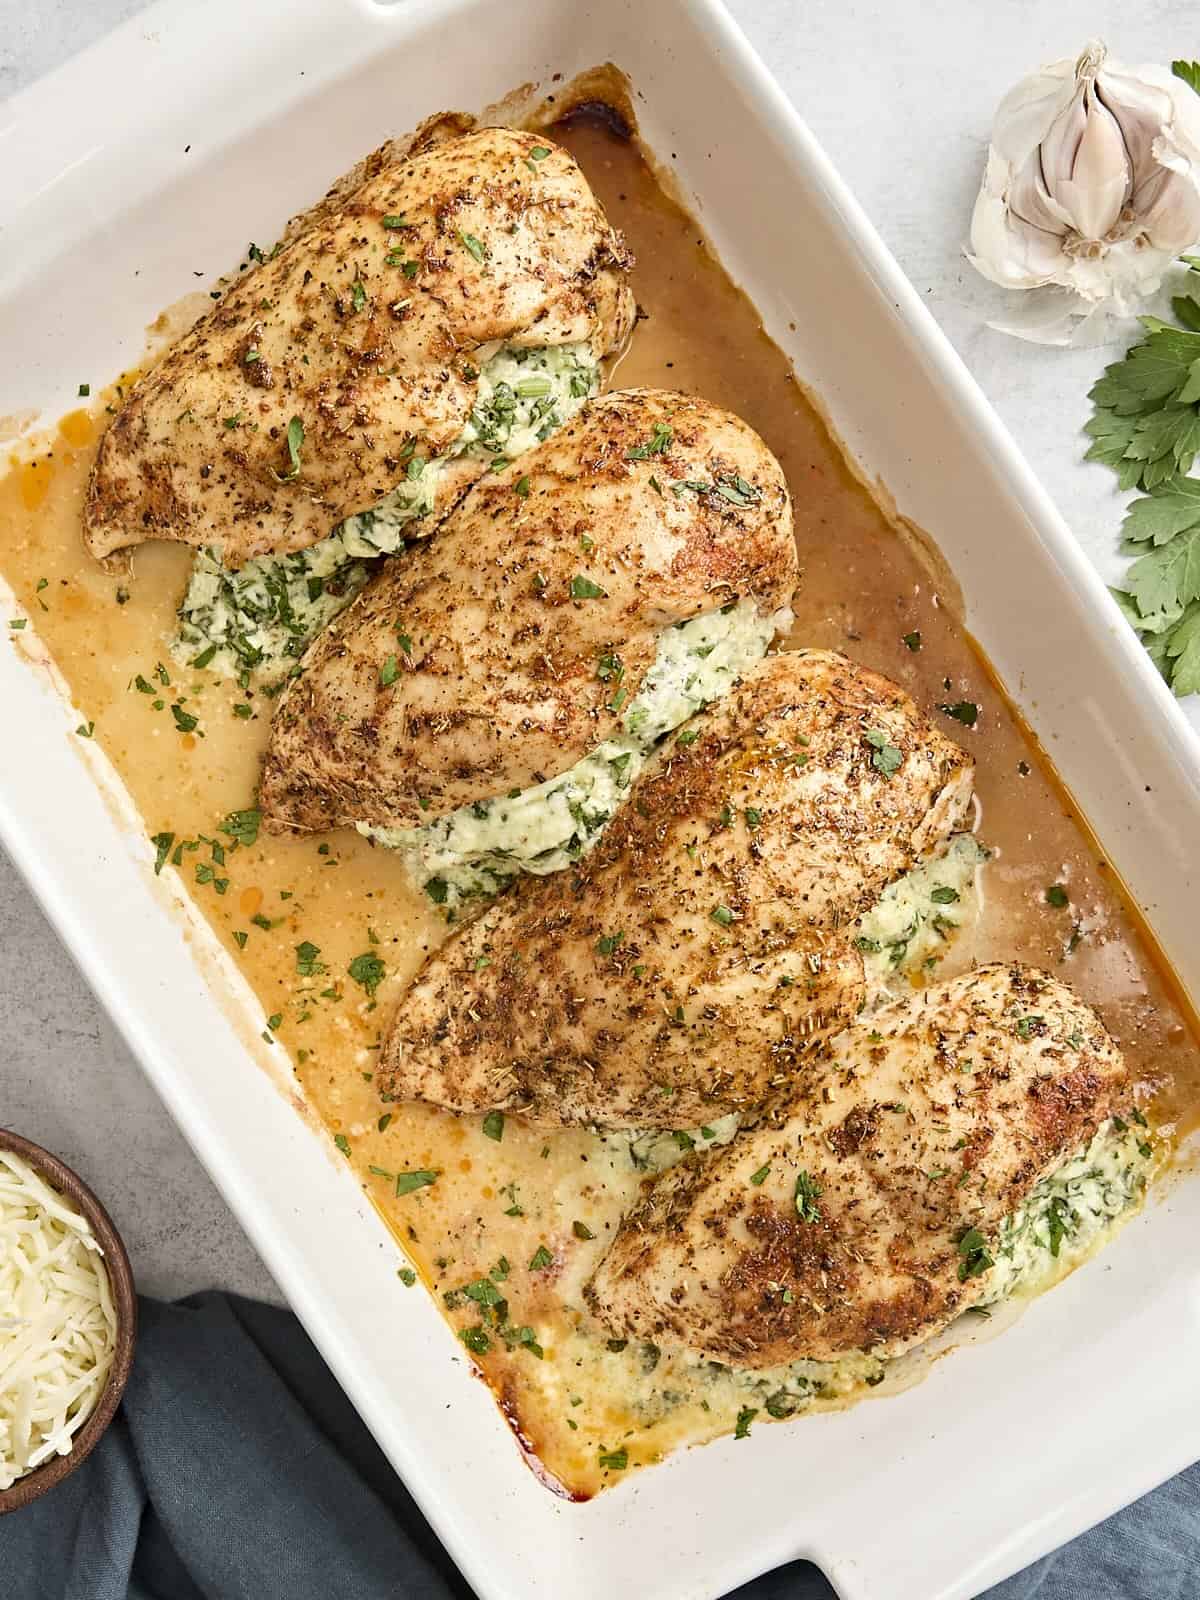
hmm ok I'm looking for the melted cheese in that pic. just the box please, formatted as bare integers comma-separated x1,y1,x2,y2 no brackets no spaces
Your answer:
0,1153,117,1488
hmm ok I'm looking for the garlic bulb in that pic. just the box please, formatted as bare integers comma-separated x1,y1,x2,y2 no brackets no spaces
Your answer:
969,42,1200,343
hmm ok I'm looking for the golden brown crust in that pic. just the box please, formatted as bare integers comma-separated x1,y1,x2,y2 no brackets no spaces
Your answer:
84,127,634,563
257,388,799,834
584,963,1131,1363
376,649,975,1129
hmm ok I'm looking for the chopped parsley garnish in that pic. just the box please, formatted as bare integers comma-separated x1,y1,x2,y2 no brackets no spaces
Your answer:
276,415,304,482
734,1407,758,1440
595,931,624,956
529,1245,553,1271
939,700,979,727
220,808,261,847
524,144,552,171
1045,884,1069,908
381,214,410,230
710,904,735,927
712,472,761,507
459,1326,490,1354
459,232,487,263
398,1267,417,1287
348,952,386,997
333,1133,351,1157
749,1164,771,1186
929,885,960,905
864,727,902,777
514,475,530,498
956,1226,994,1281
903,630,922,651
1014,1014,1043,1040
482,1111,505,1142
8,618,26,630
597,1447,628,1471
296,941,325,977
395,1169,438,1196
78,382,90,397
351,279,366,313
150,831,175,874
424,877,449,906
793,1171,822,1223
626,424,672,461
379,654,399,687
570,575,606,600
170,704,197,734
572,1220,596,1241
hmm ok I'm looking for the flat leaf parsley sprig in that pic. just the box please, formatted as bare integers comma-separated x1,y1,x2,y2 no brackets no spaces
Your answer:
1086,255,1200,696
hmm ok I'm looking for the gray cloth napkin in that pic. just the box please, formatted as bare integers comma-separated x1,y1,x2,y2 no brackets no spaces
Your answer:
1,1293,1194,1599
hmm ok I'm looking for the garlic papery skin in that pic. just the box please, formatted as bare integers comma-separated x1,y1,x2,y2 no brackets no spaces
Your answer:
969,42,1200,344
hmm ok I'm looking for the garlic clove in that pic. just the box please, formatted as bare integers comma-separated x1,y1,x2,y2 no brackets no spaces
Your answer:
1054,83,1130,240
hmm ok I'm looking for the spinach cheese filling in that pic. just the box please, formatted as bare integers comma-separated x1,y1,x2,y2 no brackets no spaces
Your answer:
173,342,600,682
363,598,791,913
854,831,988,1000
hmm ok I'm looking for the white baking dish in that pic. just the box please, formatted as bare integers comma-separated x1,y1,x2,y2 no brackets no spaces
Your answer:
2,2,1199,1596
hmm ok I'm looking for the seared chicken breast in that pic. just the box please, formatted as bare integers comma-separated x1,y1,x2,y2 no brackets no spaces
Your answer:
259,389,799,836
377,649,975,1129
85,124,633,564
585,964,1134,1365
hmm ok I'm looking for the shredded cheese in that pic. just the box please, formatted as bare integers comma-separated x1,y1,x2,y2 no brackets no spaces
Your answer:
0,1151,117,1488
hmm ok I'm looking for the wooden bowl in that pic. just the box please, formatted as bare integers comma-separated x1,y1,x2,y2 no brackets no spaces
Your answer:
0,1129,137,1515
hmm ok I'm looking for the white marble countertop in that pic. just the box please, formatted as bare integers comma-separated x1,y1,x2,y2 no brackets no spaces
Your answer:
0,0,1193,1306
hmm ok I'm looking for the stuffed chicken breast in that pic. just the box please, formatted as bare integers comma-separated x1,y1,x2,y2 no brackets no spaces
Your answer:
585,963,1149,1366
376,649,975,1129
85,120,634,679
259,388,801,906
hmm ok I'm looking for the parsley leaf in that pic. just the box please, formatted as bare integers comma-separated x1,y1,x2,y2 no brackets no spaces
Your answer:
1085,271,1200,696
794,1171,822,1223
1173,60,1200,96
864,727,902,777
395,1170,438,1196
277,415,304,481
734,1406,758,1440
570,575,606,600
348,952,386,997
956,1226,994,1282
939,700,978,727
221,809,261,847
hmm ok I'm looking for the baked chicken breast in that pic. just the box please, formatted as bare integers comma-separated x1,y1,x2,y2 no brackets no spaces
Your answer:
376,649,975,1129
585,963,1138,1365
84,122,634,565
258,388,799,839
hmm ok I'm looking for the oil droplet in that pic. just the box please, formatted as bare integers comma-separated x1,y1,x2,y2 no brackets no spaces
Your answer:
458,1157,473,1173
240,886,263,917
58,410,94,449
181,733,197,751
62,590,87,616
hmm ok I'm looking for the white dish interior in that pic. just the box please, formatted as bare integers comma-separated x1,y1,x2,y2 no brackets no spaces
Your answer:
1,3,1198,1597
